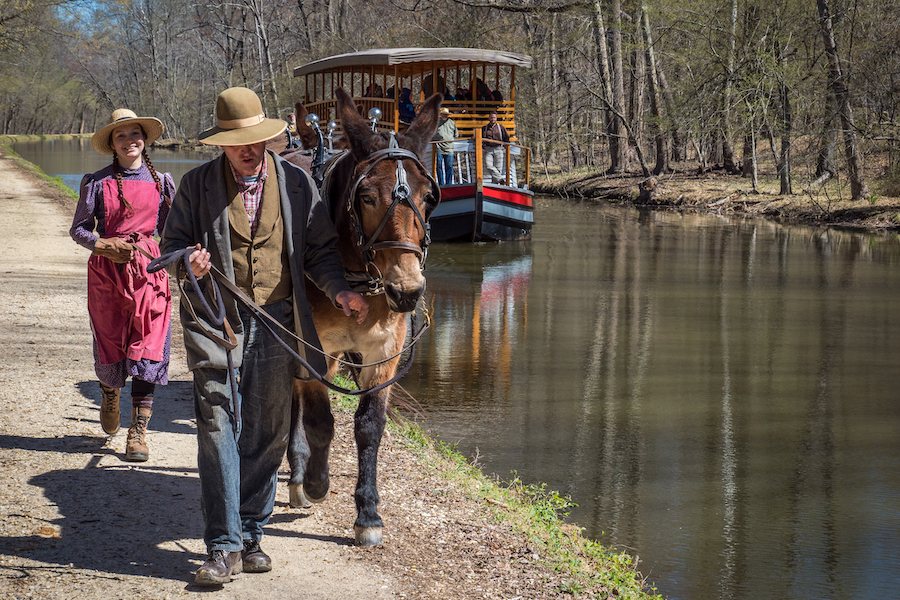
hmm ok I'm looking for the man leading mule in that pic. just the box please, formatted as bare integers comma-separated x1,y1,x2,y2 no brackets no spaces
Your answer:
160,86,368,586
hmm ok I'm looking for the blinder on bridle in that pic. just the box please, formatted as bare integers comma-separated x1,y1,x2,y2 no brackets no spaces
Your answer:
346,132,440,280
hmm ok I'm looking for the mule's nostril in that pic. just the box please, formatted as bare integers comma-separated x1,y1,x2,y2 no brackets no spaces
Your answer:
385,282,425,313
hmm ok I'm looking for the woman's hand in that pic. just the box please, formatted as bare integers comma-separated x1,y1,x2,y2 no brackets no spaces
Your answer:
93,237,134,263
188,243,212,278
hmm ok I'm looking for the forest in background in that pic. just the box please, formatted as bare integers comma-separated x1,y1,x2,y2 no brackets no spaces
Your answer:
2,0,899,199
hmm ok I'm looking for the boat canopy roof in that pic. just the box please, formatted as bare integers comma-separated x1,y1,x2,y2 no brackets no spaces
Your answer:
293,47,533,77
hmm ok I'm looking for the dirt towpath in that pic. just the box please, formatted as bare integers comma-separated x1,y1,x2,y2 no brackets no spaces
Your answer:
0,152,405,600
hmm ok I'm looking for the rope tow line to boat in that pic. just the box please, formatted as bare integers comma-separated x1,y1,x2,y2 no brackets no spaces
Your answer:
146,246,429,397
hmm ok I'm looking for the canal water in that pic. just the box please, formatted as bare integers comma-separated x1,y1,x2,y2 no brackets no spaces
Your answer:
14,139,900,600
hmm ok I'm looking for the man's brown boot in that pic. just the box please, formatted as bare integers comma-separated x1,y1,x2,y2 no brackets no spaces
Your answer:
125,405,152,462
99,383,121,435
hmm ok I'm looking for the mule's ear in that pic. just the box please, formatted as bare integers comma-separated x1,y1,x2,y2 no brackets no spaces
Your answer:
402,93,442,157
294,101,319,150
295,101,308,122
336,87,373,160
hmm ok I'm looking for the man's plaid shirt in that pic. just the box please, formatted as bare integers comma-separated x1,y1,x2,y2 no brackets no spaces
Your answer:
229,157,268,237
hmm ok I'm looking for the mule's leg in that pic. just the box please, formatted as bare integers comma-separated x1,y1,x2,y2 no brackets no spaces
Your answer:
287,381,312,508
300,380,335,503
353,386,390,546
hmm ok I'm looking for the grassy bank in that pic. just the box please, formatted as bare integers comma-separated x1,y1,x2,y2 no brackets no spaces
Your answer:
331,381,662,599
0,135,80,206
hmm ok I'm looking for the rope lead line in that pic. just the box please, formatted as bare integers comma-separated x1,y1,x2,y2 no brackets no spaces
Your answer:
147,248,426,399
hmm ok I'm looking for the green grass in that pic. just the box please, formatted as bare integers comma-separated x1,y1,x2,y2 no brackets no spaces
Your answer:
329,377,662,599
0,134,79,204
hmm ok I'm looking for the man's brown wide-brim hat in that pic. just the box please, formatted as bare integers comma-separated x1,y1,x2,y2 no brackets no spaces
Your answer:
199,87,286,146
91,109,164,156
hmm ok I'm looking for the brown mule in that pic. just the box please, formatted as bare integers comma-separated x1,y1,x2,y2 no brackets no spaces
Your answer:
287,88,442,546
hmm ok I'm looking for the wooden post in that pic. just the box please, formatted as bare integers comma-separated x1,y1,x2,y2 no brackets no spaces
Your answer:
504,144,510,186
393,66,400,131
469,64,476,118
475,127,484,192
524,146,530,188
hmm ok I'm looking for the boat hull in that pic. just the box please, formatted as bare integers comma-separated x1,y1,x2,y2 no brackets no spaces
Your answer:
430,183,533,242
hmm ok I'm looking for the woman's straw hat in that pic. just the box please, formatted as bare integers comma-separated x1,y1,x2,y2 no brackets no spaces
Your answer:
91,109,164,156
199,87,286,146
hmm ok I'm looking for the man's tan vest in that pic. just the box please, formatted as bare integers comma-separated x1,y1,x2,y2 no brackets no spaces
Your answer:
226,154,292,305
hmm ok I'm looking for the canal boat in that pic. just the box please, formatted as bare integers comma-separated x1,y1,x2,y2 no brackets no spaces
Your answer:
293,47,534,242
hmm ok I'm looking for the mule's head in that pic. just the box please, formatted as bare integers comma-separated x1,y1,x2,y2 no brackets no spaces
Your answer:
335,87,441,313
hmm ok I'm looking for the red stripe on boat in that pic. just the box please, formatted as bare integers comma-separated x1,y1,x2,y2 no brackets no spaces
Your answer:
482,186,533,207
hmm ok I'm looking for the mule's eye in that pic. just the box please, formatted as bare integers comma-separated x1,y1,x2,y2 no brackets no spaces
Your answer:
423,193,435,206
360,193,376,206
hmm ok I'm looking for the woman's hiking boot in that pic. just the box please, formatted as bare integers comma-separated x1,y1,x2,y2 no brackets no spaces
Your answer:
99,383,121,435
125,405,152,462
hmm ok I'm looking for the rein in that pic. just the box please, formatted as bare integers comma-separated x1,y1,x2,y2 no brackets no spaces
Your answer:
146,248,430,402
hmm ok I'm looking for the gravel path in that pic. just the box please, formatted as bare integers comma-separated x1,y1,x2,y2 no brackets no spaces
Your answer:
0,152,398,599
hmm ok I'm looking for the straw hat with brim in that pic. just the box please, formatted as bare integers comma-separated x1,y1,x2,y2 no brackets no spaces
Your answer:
199,87,286,146
91,109,164,156
440,107,450,115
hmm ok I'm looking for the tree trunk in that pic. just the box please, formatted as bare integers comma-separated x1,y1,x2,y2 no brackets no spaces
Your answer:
816,0,869,200
550,16,561,168
657,66,684,162
629,6,645,161
779,71,792,195
591,0,615,166
609,0,627,173
721,0,738,174
641,3,667,174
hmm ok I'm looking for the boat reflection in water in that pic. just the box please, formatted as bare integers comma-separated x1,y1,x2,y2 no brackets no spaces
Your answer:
412,242,531,412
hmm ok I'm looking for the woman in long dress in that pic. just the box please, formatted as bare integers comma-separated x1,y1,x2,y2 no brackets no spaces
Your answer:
70,108,175,462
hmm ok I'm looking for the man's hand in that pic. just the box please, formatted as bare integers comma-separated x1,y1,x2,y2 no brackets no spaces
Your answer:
93,237,134,263
335,290,369,324
188,243,212,278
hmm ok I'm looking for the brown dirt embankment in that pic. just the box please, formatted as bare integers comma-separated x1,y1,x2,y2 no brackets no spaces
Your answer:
530,164,900,233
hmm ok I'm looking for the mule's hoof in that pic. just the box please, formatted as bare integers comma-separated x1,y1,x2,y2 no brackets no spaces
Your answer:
288,483,313,509
354,525,383,546
303,479,330,503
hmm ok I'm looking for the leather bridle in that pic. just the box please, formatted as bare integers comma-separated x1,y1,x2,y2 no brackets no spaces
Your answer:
344,133,440,296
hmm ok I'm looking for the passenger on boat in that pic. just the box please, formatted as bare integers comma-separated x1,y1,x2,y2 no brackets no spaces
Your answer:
432,107,458,185
482,111,511,185
399,88,416,122
285,112,298,149
475,78,492,102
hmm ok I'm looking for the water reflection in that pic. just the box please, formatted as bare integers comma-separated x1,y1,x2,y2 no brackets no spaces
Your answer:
11,138,212,191
406,205,900,600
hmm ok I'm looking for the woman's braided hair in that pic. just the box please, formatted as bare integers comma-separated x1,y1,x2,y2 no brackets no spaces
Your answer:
111,125,172,211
